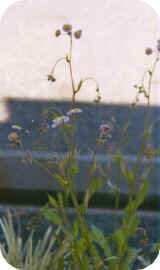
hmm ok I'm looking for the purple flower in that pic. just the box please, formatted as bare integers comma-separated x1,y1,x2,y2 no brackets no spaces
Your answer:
51,116,70,128
99,123,112,133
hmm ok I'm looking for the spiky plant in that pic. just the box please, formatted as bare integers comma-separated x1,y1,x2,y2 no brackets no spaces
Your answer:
0,211,57,270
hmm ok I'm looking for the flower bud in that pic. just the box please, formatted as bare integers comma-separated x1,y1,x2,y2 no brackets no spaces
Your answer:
55,29,61,37
62,24,72,32
145,47,153,55
74,30,82,39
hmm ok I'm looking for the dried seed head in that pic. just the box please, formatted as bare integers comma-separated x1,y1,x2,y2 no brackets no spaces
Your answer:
145,47,153,55
55,29,61,37
47,74,56,82
74,30,82,39
62,24,72,32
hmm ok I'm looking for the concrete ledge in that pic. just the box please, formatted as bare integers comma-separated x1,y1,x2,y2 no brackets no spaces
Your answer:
0,150,159,194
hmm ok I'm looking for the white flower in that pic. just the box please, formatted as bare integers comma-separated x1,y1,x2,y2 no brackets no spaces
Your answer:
51,116,70,128
11,125,22,131
66,108,82,116
8,132,19,142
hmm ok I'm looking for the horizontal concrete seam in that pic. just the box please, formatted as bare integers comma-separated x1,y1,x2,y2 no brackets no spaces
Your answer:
0,206,158,217
0,150,159,164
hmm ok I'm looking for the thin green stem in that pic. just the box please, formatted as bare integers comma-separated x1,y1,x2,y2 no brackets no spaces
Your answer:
50,57,66,76
68,35,76,106
82,77,100,89
133,56,159,181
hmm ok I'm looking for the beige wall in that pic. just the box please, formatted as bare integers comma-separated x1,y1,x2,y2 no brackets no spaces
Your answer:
0,0,160,121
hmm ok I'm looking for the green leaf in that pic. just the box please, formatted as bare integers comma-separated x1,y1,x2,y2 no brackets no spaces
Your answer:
48,195,57,207
136,180,149,207
84,180,103,207
55,174,68,186
126,171,135,184
91,225,107,249
69,163,79,175
44,209,62,226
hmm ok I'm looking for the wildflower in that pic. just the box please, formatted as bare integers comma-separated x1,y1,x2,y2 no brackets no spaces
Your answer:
25,129,30,134
51,116,70,128
99,123,112,133
8,132,19,142
47,74,56,82
62,24,72,32
74,30,82,39
145,47,153,55
66,108,82,116
55,29,61,37
99,123,113,141
11,124,22,131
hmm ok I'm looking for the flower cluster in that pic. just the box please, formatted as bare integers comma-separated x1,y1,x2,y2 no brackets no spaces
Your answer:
51,108,82,129
8,108,82,142
55,24,82,39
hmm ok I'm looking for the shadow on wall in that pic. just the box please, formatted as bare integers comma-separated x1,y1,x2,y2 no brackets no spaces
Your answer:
1,97,160,153
0,98,159,207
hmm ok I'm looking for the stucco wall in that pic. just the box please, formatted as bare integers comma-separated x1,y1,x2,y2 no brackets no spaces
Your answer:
0,0,159,122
